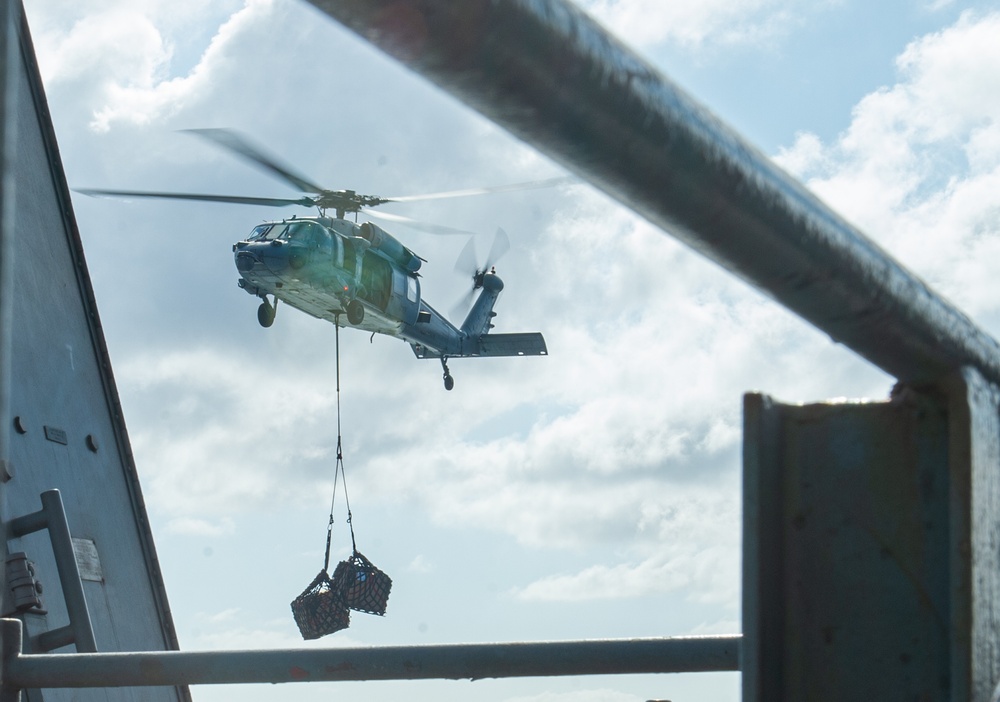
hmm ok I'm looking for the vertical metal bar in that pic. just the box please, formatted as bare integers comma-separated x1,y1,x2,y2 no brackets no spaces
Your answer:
8,491,97,653
37,491,96,653
741,394,785,702
0,0,22,486
742,391,955,701
945,368,1000,702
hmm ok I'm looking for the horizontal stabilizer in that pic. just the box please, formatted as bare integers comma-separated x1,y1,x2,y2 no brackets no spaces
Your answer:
409,333,548,359
478,333,548,357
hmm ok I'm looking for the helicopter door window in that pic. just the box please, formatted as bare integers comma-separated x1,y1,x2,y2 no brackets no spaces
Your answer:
341,238,357,272
360,252,392,310
407,276,418,303
331,233,344,268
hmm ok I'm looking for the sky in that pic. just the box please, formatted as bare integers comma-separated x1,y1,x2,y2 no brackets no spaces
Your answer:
19,0,1000,700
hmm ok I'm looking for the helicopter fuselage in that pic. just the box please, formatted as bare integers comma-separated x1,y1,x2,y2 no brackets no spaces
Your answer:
78,127,550,389
231,216,544,368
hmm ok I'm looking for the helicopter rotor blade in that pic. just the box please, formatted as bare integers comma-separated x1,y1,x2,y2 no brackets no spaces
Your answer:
365,209,477,236
454,236,479,276
181,128,326,194
449,287,477,323
484,227,510,271
449,236,481,321
74,188,315,208
384,175,577,203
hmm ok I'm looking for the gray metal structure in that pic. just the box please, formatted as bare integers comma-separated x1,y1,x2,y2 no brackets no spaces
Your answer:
0,1,188,700
2,0,999,701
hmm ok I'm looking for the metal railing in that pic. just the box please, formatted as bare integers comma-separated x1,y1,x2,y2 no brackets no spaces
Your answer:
0,619,738,692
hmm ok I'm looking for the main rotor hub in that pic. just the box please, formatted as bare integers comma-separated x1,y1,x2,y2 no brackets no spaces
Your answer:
315,190,391,218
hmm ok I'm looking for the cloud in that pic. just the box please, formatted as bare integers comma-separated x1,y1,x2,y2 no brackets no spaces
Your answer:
26,0,276,132
580,0,807,49
90,0,275,131
773,10,1000,327
508,479,740,605
166,516,237,537
407,555,434,573
188,616,367,651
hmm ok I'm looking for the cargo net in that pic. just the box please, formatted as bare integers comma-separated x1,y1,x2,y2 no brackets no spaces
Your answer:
290,571,350,640
332,551,392,616
291,318,391,639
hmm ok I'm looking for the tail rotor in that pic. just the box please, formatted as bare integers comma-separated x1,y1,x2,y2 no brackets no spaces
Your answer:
450,228,510,321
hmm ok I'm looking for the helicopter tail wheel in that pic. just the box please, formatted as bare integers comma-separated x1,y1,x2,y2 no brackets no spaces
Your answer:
347,299,365,325
441,357,454,391
257,299,276,328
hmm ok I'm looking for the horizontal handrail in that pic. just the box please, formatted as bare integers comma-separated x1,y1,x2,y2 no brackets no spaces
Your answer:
0,619,739,689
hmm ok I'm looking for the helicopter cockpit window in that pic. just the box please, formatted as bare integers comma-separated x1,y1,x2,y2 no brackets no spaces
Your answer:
249,224,286,241
248,224,274,241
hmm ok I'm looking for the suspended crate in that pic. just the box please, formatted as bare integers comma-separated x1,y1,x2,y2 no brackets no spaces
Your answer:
290,570,350,640
332,550,392,616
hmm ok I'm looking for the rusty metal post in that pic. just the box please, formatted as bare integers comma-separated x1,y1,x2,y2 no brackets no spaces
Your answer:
743,370,1000,701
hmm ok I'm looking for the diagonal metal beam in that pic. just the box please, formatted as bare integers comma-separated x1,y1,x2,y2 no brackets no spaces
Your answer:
305,0,1000,386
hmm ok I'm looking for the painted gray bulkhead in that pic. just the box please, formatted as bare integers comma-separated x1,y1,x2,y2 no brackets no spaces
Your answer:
0,3,188,701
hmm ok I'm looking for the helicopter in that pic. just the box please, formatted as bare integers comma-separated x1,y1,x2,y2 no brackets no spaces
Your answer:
77,129,561,390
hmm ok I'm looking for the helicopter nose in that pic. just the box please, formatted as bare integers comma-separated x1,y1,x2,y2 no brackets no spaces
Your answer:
235,251,257,272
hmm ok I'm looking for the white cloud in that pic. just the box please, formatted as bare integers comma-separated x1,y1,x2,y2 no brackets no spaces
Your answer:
407,555,434,573
581,0,806,48
26,0,275,132
189,617,367,651
772,10,1000,326
90,0,275,131
166,516,237,537
510,482,740,605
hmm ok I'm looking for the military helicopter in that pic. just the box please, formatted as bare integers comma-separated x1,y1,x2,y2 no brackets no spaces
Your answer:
77,129,561,390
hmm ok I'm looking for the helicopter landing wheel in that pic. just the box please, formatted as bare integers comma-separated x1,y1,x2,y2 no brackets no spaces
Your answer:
441,356,454,391
257,299,276,328
347,299,365,325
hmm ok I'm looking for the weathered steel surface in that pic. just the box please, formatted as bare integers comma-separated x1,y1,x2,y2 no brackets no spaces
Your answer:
743,381,1000,702
0,0,21,490
0,4,187,700
306,0,1000,387
0,619,739,689
944,368,1000,702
